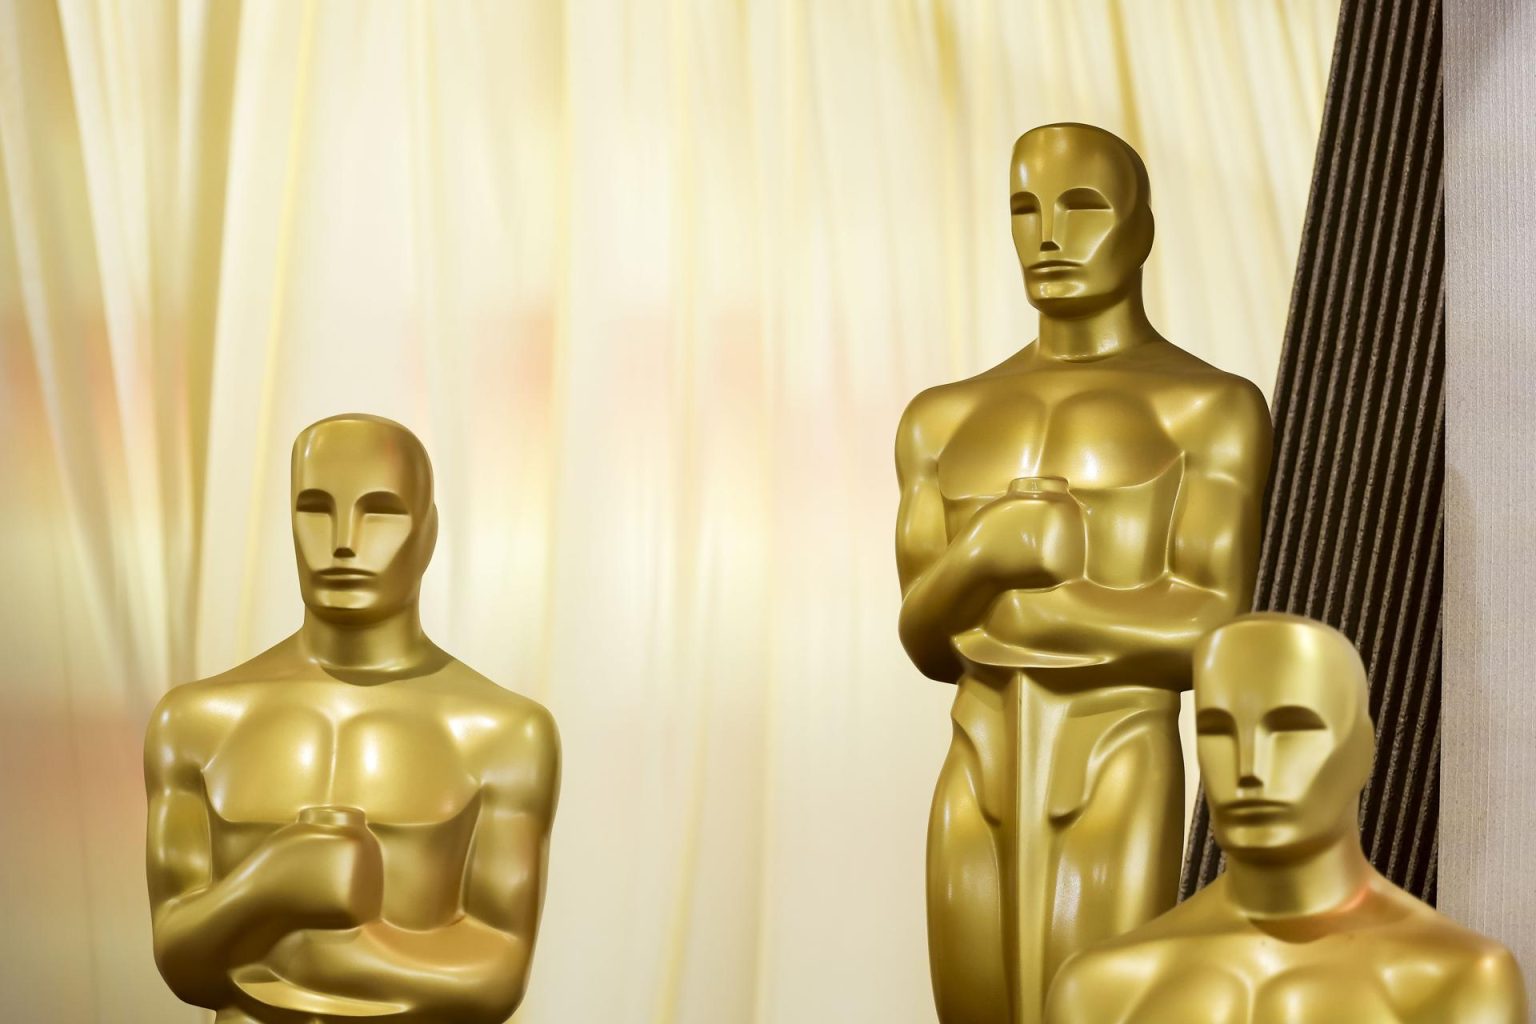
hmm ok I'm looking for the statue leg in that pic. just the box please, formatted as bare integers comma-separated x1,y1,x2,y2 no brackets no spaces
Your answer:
1043,710,1182,990
928,723,1012,1024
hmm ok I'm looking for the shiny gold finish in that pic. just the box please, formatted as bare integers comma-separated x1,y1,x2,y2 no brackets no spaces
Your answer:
1045,614,1528,1023
895,123,1273,1023
145,415,560,1023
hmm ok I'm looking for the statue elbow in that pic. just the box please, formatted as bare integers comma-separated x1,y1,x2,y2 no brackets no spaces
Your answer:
898,621,961,683
460,930,534,1022
151,939,223,1011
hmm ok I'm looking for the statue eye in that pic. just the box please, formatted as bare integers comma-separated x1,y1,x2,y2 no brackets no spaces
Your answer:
1264,706,1327,732
1010,192,1039,216
358,491,409,516
295,489,333,514
1059,188,1111,212
1195,709,1236,737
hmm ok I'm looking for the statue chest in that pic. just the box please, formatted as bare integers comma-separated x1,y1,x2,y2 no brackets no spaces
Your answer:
1121,945,1439,1024
936,386,1181,501
204,697,480,827
201,693,484,925
938,386,1185,585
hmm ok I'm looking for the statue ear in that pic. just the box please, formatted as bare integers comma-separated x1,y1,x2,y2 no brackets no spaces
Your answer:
1346,712,1376,793
1135,206,1156,266
420,503,439,568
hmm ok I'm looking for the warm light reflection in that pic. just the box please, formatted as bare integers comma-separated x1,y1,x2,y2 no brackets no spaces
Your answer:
447,714,501,743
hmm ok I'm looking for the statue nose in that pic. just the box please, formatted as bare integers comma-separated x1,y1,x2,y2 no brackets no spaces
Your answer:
334,544,357,559
1041,238,1061,253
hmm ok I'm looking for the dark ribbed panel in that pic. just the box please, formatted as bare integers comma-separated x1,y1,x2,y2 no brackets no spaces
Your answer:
1180,0,1444,903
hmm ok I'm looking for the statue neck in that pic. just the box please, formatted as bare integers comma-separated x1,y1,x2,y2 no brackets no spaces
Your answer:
1224,828,1374,921
300,605,431,675
1036,279,1154,362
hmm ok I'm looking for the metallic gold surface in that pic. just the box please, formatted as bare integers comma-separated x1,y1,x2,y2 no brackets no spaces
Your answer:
895,123,1273,1023
145,415,559,1023
1045,614,1528,1023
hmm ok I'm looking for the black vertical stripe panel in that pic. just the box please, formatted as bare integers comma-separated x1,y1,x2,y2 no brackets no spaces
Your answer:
1180,0,1444,903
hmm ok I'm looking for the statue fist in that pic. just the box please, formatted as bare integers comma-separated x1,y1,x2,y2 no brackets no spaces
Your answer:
964,477,1086,589
257,806,383,929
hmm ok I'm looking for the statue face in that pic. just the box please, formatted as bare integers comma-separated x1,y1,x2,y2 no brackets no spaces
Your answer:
1009,125,1153,317
290,417,436,622
1194,616,1373,861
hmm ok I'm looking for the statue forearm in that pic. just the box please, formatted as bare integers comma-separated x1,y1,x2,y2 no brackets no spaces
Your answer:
152,868,299,1008
1008,575,1244,681
899,542,1006,682
153,824,381,1007
269,917,530,1021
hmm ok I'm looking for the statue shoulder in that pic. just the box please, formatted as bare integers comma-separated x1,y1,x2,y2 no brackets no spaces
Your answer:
1163,369,1273,477
1045,940,1157,1024
1046,885,1246,1023
1445,939,1527,1019
145,676,249,771
440,663,560,797
896,380,980,469
1396,896,1528,1014
147,636,306,748
1154,357,1267,422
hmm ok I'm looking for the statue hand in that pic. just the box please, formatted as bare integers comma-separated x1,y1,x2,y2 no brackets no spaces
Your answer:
963,478,1086,590
251,807,383,931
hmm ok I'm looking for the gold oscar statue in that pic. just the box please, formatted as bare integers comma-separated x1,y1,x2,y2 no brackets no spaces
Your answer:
894,123,1273,1023
1045,613,1528,1023
145,414,560,1023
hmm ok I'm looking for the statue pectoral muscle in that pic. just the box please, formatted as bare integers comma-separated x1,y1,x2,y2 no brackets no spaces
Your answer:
146,415,559,1023
894,123,1273,1024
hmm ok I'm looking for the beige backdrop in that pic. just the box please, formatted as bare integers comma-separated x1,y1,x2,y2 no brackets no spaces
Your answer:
1442,0,1536,996
0,1,1337,1021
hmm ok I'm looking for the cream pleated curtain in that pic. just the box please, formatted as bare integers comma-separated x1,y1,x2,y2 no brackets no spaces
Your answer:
0,1,1337,1021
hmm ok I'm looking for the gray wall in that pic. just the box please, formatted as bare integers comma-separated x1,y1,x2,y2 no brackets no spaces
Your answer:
1442,0,1536,988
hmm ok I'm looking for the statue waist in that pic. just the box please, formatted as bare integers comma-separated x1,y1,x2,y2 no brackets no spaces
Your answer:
950,674,1180,826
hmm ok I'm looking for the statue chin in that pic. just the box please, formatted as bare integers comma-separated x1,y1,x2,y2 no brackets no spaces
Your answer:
308,590,379,613
1024,283,1123,320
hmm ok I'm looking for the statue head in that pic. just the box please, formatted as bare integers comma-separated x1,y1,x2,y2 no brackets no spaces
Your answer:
290,414,438,623
1009,123,1154,317
1194,613,1375,863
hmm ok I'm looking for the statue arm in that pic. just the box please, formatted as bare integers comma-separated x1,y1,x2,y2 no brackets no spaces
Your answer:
144,696,313,1008
267,707,561,1021
453,706,561,1013
1014,382,1272,681
895,392,1003,682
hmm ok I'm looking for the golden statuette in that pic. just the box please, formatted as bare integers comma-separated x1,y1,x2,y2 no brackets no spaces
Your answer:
894,123,1273,1023
1045,614,1528,1023
145,415,560,1023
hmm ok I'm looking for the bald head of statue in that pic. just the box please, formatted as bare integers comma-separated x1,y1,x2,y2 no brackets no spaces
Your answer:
1194,613,1376,864
290,414,439,623
1009,122,1155,318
